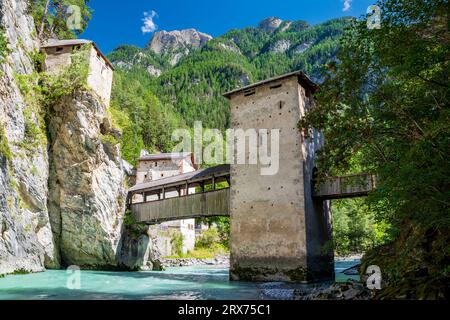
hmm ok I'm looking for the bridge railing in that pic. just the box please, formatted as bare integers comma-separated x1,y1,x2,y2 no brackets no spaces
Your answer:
132,188,230,224
314,173,376,200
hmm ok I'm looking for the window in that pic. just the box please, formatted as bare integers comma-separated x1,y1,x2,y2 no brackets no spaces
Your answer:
55,47,63,54
244,89,256,97
270,84,282,89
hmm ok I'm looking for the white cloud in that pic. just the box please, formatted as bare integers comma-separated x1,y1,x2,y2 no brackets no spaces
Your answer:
141,10,158,34
342,0,352,11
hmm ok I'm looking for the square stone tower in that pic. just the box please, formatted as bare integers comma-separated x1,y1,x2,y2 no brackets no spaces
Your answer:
41,39,114,107
224,71,334,282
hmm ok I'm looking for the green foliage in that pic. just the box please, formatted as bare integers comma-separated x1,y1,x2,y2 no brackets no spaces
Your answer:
171,231,184,257
0,125,12,162
100,133,118,146
109,69,183,165
9,269,31,275
14,72,48,151
0,29,10,66
40,44,90,103
123,209,147,238
165,245,228,259
14,45,90,153
22,107,44,151
300,0,449,298
195,228,221,248
332,198,390,256
28,49,46,71
197,217,230,248
107,45,171,73
123,209,136,227
30,0,92,39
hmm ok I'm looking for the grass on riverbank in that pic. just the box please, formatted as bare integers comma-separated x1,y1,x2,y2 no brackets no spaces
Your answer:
164,243,229,259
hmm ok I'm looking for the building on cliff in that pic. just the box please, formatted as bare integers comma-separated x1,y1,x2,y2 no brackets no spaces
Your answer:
41,39,114,107
134,152,198,255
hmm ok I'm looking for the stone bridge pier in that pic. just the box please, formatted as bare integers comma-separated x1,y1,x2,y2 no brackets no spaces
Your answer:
224,71,334,282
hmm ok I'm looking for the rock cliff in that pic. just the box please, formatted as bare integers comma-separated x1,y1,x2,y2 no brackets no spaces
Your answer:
0,0,58,274
148,29,212,65
0,0,157,273
47,91,126,268
258,17,283,31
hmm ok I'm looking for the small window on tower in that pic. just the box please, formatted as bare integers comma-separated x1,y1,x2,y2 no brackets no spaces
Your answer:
270,84,282,90
244,89,256,97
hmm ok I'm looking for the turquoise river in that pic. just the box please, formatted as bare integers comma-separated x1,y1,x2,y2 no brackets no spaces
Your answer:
0,259,359,300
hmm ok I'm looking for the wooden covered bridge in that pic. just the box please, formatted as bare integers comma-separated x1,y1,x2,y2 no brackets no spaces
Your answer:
127,164,375,225
127,164,231,224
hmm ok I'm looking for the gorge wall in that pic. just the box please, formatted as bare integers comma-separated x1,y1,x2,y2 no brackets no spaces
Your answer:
0,0,157,273
47,91,125,268
0,0,58,274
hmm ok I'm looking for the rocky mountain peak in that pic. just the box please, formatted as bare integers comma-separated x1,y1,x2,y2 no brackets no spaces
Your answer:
148,28,213,55
258,17,283,31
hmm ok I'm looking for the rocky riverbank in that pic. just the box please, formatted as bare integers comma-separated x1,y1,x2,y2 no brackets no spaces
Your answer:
294,280,373,300
259,280,373,300
161,255,230,267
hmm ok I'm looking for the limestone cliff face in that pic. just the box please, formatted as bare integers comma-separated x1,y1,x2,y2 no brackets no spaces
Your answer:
0,0,59,274
0,0,133,273
47,91,126,268
258,17,283,31
149,29,212,65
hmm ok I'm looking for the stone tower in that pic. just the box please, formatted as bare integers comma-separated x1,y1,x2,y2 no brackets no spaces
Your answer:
224,71,334,282
41,39,114,107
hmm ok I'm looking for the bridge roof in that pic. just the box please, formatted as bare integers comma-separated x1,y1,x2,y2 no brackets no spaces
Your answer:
139,152,193,161
128,164,230,194
223,70,318,98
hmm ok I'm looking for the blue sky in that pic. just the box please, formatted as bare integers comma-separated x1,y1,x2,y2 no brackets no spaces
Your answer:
81,0,375,54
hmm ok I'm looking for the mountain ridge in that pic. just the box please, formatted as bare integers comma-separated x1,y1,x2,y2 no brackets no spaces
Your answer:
107,16,351,163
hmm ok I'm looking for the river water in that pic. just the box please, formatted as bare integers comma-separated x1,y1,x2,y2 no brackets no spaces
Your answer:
0,259,359,300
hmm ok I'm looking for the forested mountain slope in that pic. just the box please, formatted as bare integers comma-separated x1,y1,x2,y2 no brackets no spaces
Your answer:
107,17,351,163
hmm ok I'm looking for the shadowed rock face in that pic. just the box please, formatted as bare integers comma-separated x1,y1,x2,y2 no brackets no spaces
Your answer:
47,91,126,268
0,0,59,274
